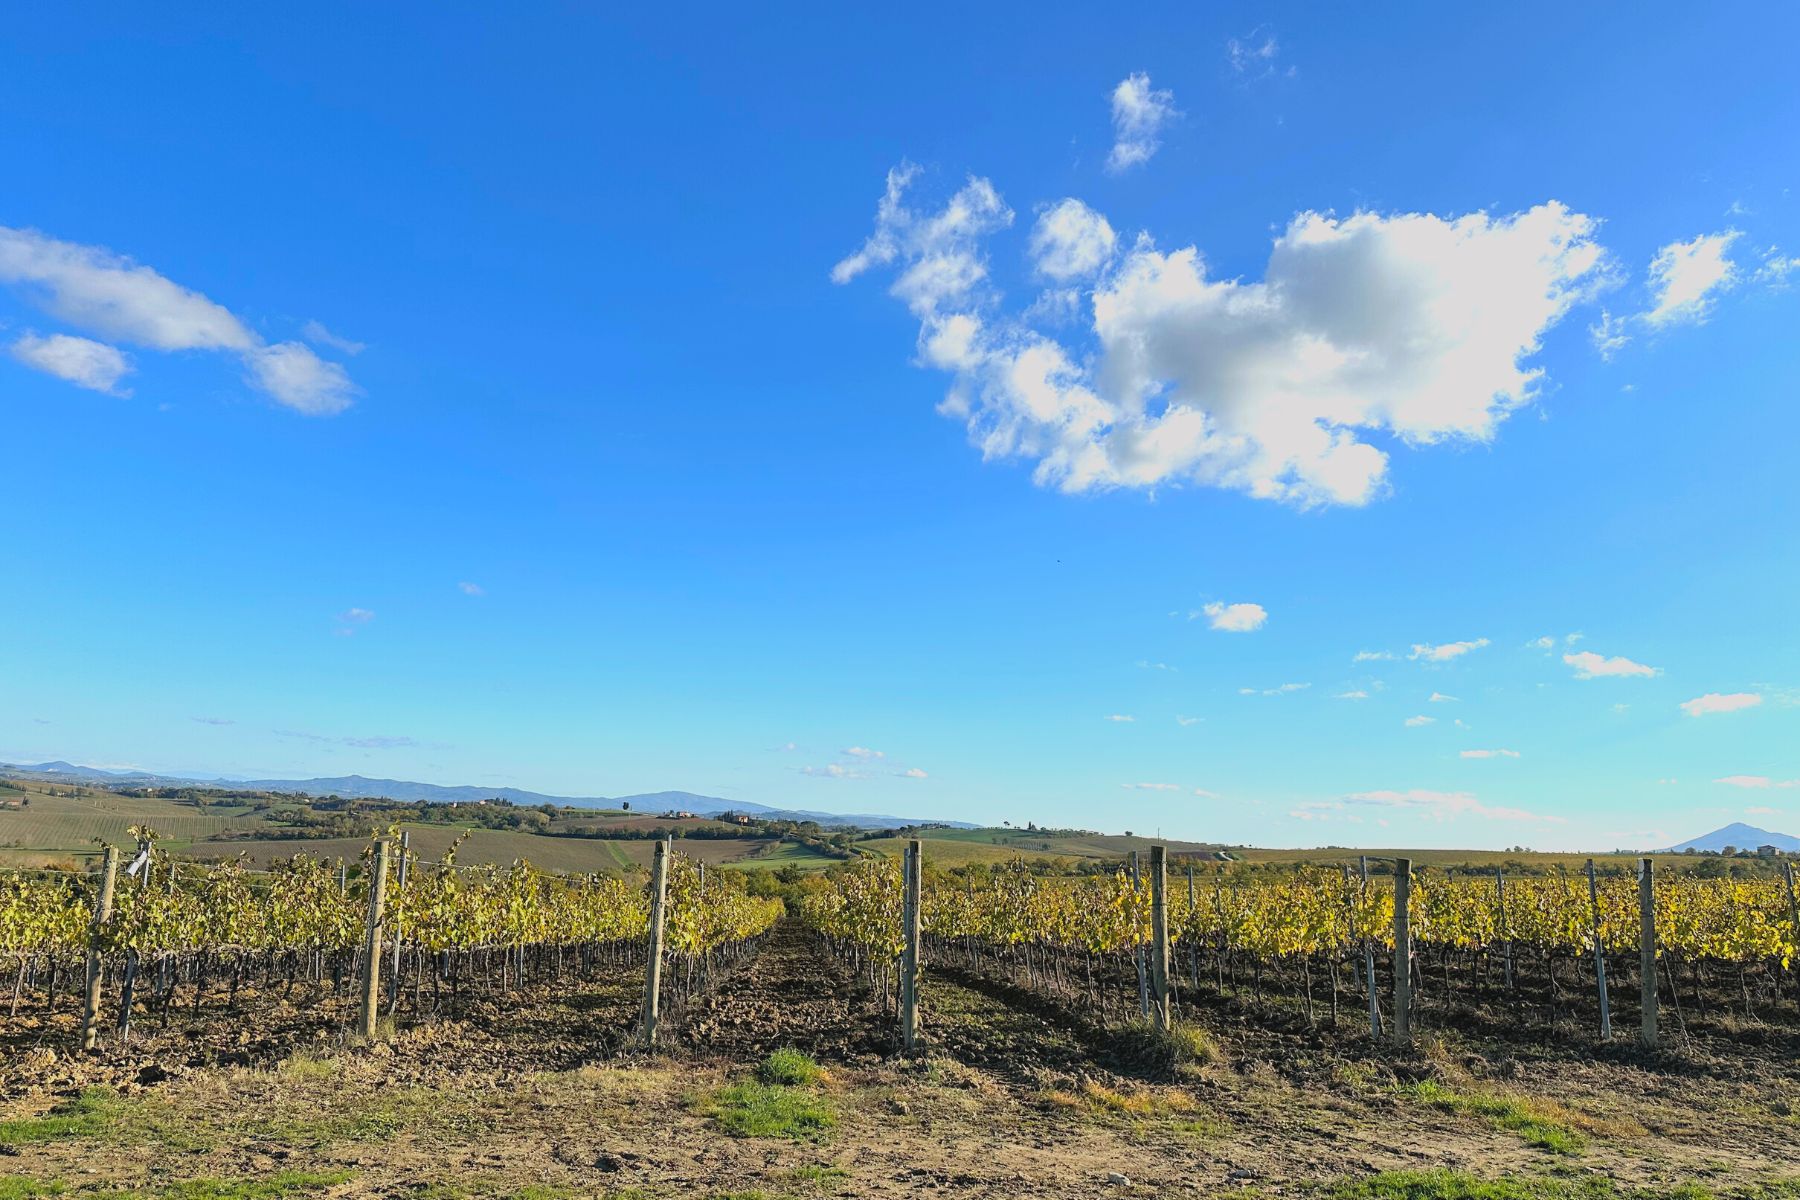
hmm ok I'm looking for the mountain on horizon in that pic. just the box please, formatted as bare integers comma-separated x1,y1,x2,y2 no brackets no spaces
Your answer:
1658,822,1800,854
0,761,971,831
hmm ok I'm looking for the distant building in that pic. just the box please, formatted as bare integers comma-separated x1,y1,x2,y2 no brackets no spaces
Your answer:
1756,844,1783,857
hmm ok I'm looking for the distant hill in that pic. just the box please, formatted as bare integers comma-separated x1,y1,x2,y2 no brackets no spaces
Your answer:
0,762,971,831
1659,822,1800,854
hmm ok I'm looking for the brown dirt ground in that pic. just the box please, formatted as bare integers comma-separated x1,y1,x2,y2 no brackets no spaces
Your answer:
2,923,1798,1198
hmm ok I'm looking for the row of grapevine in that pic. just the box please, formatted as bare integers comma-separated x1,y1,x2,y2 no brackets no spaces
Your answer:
798,856,1800,1038
0,838,783,1045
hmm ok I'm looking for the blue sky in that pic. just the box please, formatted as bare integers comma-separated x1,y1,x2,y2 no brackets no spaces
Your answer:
3,4,1797,850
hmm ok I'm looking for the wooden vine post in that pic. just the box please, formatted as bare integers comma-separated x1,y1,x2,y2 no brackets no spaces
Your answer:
1391,857,1412,1047
641,838,670,1048
1147,845,1171,1031
1585,858,1612,1040
80,846,120,1053
388,830,409,1014
1638,856,1657,1049
900,838,922,1052
357,839,390,1041
1784,861,1800,1002
1497,868,1515,991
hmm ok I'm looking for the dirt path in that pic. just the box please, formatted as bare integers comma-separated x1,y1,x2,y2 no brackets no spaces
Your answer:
678,918,892,1060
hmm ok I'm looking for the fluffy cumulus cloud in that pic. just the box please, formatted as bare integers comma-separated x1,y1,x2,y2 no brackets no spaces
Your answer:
1680,692,1763,717
1564,651,1659,679
9,332,132,395
1201,601,1267,632
1645,231,1740,327
0,225,357,414
1030,200,1116,281
836,171,1609,509
1410,638,1490,662
1106,73,1177,173
843,746,885,760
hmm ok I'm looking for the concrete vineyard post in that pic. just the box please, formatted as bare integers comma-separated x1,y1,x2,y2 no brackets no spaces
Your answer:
1638,856,1657,1049
1392,858,1411,1047
1148,845,1171,1031
1585,858,1612,1040
358,839,390,1041
1129,850,1149,1018
1359,855,1381,1038
901,839,922,1052
642,838,670,1047
80,846,120,1053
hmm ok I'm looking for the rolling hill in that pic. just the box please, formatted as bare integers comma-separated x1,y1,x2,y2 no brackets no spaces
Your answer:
1659,822,1800,854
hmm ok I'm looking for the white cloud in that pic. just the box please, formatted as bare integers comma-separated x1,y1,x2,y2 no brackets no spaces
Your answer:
1227,30,1283,77
1461,748,1521,759
1106,73,1177,173
10,332,133,395
1334,690,1369,700
1175,715,1203,726
0,225,356,414
898,767,928,779
458,581,485,596
340,607,375,623
1193,788,1219,798
1105,714,1136,722
1122,782,1180,792
1564,650,1659,679
1353,650,1395,662
1680,692,1763,717
1715,775,1800,789
190,716,234,726
301,319,365,355
1644,231,1739,327
1201,601,1267,632
1136,660,1176,671
844,746,885,760
1342,788,1562,823
1241,682,1310,696
244,342,356,416
1403,714,1436,727
800,763,864,780
1745,805,1782,816
838,170,1608,509
1411,638,1490,663
1428,692,1458,703
1029,200,1116,281
1588,310,1632,360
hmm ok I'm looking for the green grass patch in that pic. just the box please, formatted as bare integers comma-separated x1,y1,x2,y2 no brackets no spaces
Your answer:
1402,1081,1587,1155
0,1177,65,1200
758,1049,823,1087
131,1170,355,1200
702,1082,833,1140
785,1164,849,1184
0,1090,123,1146
1313,1169,1800,1200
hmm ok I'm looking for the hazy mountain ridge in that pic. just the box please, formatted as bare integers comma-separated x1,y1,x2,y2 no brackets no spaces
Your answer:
0,762,972,831
1658,822,1800,854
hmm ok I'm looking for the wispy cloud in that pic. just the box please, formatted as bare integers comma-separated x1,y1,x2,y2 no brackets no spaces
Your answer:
301,319,365,356
1342,788,1561,823
843,746,885,760
1429,692,1458,703
1680,692,1763,717
897,767,928,779
275,729,418,749
1226,28,1287,78
1175,715,1204,726
799,763,864,780
335,607,376,637
0,225,356,414
1645,231,1740,327
1410,639,1490,663
1107,72,1178,173
1240,682,1310,696
190,716,235,726
11,333,132,395
1122,782,1181,792
1715,775,1800,789
1404,715,1436,728
1105,713,1137,723
1353,650,1396,662
1564,650,1658,679
1199,601,1267,632
457,581,485,597
1334,690,1369,700
1461,748,1521,759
